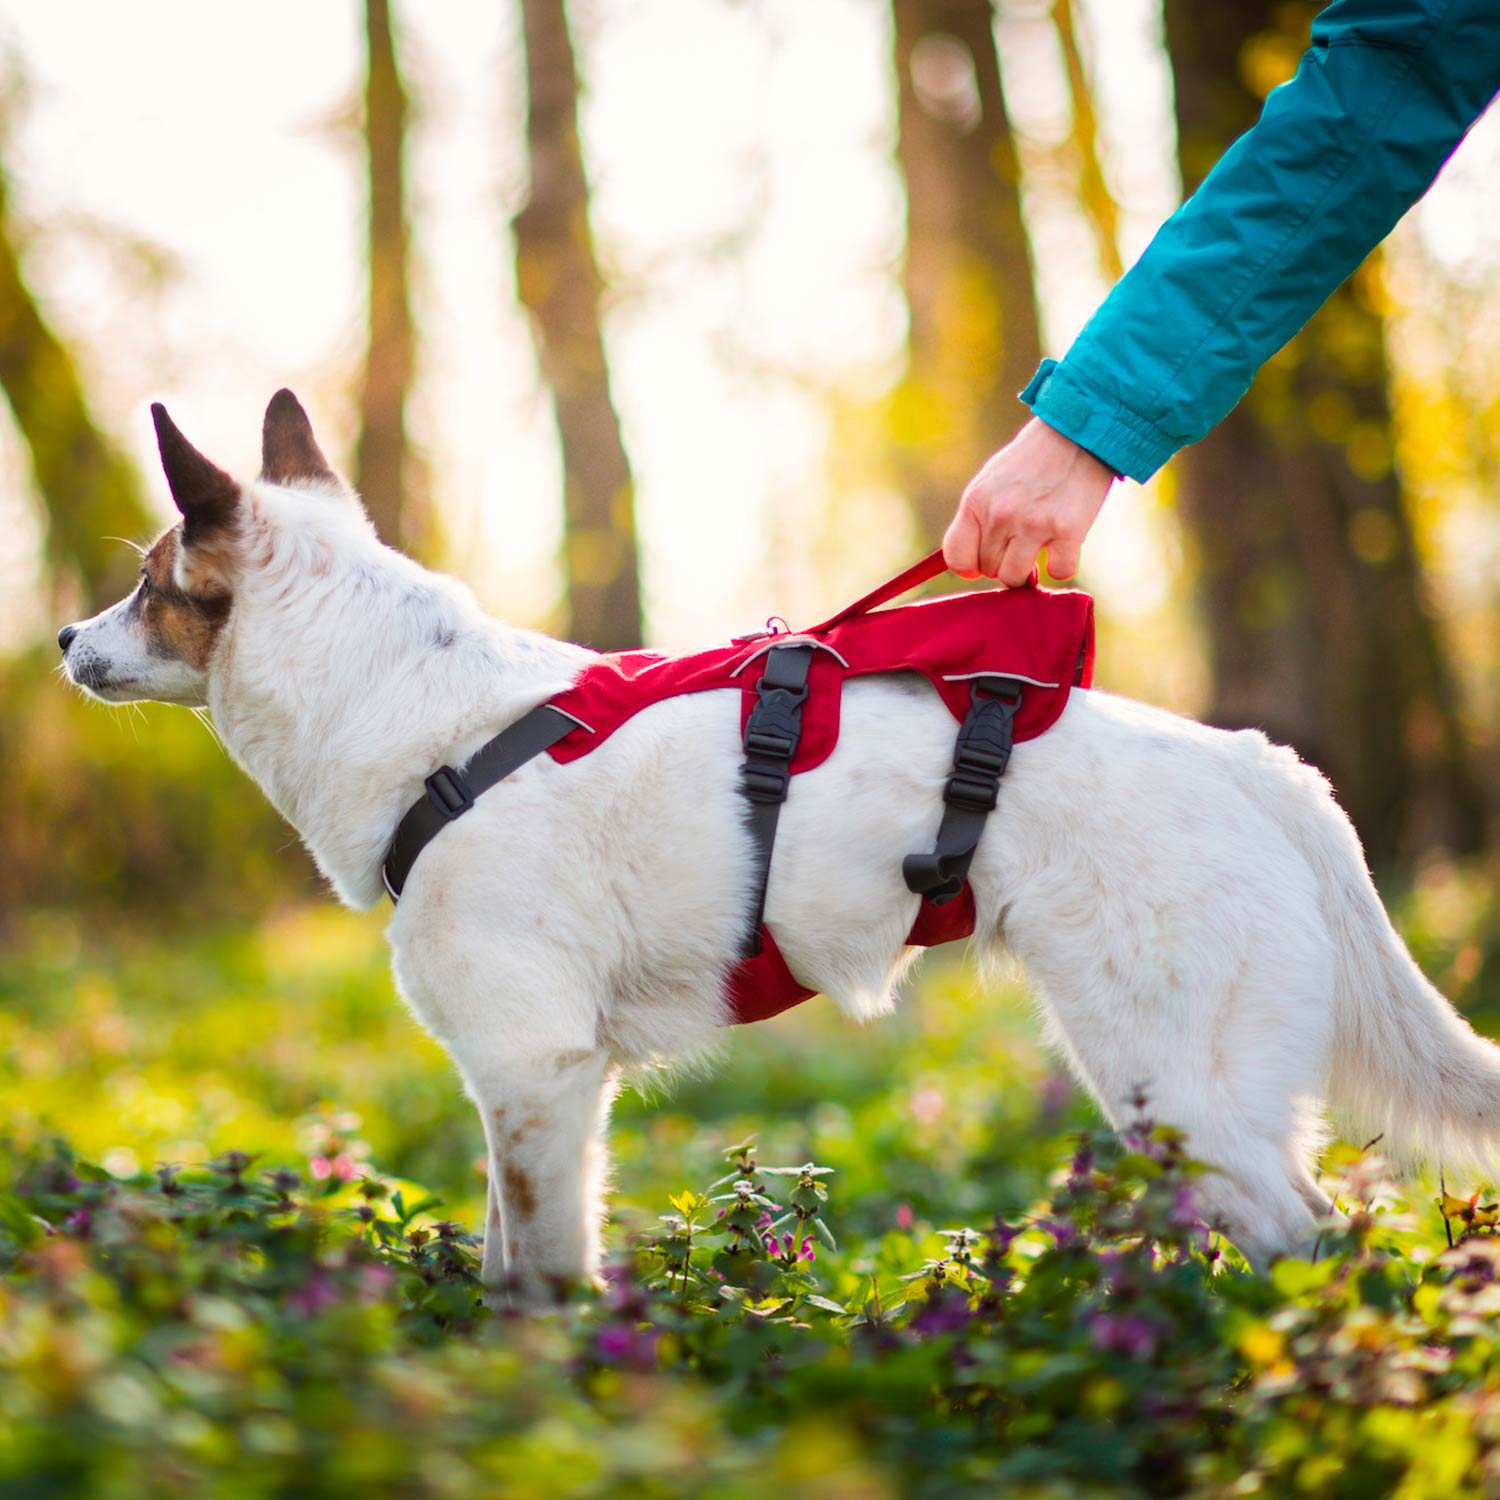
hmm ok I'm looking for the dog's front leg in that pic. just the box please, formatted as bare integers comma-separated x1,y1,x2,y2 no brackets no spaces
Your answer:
467,1047,619,1310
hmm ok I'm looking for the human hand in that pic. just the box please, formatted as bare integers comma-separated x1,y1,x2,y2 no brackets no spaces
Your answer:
942,418,1115,585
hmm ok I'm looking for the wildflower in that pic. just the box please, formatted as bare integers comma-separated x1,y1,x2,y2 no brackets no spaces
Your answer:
800,1239,816,1263
595,1323,660,1371
910,1289,972,1338
1086,1311,1159,1360
287,1273,340,1318
1035,1217,1078,1252
986,1215,1019,1257
896,1203,914,1232
910,1087,944,1126
309,1153,359,1182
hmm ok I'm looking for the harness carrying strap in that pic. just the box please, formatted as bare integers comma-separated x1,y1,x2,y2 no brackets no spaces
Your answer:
382,705,577,901
806,547,1038,634
902,676,1022,905
738,643,814,957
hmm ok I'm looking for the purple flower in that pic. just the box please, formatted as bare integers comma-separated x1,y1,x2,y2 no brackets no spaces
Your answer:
595,1324,660,1371
1087,1311,1159,1360
800,1240,816,1263
287,1273,340,1318
1036,1217,1078,1252
986,1217,1019,1257
64,1208,91,1237
910,1291,972,1338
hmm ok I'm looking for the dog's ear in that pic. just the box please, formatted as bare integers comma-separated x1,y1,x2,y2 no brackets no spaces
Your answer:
260,388,341,489
151,403,240,542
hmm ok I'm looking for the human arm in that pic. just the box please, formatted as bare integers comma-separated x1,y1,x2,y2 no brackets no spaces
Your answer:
948,0,1500,583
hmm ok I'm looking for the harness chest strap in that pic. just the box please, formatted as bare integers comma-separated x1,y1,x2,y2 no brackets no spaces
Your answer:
381,705,578,901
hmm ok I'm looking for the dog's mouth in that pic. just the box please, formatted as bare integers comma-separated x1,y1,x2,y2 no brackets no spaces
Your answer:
66,656,140,701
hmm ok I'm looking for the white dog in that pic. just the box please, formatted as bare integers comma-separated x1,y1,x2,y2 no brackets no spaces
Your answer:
59,391,1500,1302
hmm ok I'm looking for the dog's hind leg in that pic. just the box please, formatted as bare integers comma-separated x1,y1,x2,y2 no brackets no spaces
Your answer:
992,756,1341,1268
465,1047,620,1309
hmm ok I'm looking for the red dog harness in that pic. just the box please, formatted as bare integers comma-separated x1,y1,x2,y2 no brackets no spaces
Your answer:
384,552,1095,1025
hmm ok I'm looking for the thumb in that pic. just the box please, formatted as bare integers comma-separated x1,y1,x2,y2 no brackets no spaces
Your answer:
1044,535,1081,582
943,506,982,580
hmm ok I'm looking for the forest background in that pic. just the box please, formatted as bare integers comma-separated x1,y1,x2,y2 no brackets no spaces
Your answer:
4,2,1500,1495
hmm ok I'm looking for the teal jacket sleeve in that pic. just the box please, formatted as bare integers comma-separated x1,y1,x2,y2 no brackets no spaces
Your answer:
1022,0,1500,483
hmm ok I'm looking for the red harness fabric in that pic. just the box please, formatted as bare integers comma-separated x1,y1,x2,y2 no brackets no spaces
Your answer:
544,553,1095,1024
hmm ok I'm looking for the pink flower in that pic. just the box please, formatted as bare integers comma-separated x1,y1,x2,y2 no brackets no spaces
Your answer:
910,1088,945,1126
896,1203,914,1232
309,1154,359,1182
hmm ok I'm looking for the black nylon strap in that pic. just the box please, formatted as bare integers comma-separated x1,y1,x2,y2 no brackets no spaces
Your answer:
382,705,578,901
739,644,814,957
902,678,1022,906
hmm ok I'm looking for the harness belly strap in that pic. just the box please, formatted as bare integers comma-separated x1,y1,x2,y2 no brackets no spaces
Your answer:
738,644,814,958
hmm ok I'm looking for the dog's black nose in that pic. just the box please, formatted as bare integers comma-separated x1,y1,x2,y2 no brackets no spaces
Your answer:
58,625,77,653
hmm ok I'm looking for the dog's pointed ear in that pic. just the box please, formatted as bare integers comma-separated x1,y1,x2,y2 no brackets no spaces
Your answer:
151,403,240,539
260,388,340,488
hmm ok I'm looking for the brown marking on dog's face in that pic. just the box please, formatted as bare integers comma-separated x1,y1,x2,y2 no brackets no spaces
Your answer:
135,528,233,671
502,1163,538,1221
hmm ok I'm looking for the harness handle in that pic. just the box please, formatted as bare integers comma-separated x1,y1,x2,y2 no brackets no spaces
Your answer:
806,549,1038,634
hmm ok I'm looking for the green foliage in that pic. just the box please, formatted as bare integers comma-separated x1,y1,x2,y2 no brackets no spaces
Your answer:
0,651,317,930
7,912,1500,1496
3,1120,1500,1497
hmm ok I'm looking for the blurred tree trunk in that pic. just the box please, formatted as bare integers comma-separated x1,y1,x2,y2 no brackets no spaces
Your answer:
891,0,1041,542
1053,0,1121,282
0,166,150,614
355,0,421,554
1163,0,1483,867
513,0,641,650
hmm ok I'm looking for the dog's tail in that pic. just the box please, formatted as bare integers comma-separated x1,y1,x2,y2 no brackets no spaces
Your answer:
1234,732,1500,1171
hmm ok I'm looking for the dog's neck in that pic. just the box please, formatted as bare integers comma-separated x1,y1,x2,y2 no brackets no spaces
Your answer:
209,534,591,909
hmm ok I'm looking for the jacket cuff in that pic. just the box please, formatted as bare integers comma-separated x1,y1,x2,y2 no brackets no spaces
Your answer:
1019,360,1178,483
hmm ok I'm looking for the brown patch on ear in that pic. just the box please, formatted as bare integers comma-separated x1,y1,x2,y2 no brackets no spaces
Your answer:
151,404,239,543
260,388,340,488
502,1164,538,1221
140,528,233,670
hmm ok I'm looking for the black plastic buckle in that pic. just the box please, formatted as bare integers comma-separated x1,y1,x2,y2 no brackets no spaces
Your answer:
745,726,797,760
953,741,1009,777
425,765,474,821
743,764,792,803
945,771,1001,814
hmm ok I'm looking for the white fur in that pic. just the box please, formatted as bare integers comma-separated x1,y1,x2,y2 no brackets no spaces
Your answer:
63,442,1500,1300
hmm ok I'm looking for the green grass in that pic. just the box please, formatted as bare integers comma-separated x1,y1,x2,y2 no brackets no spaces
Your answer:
3,901,1500,1497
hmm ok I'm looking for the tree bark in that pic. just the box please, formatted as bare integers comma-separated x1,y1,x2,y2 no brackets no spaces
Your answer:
513,0,641,651
355,0,420,553
891,0,1041,542
1163,0,1483,867
1053,0,1121,283
0,165,151,613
